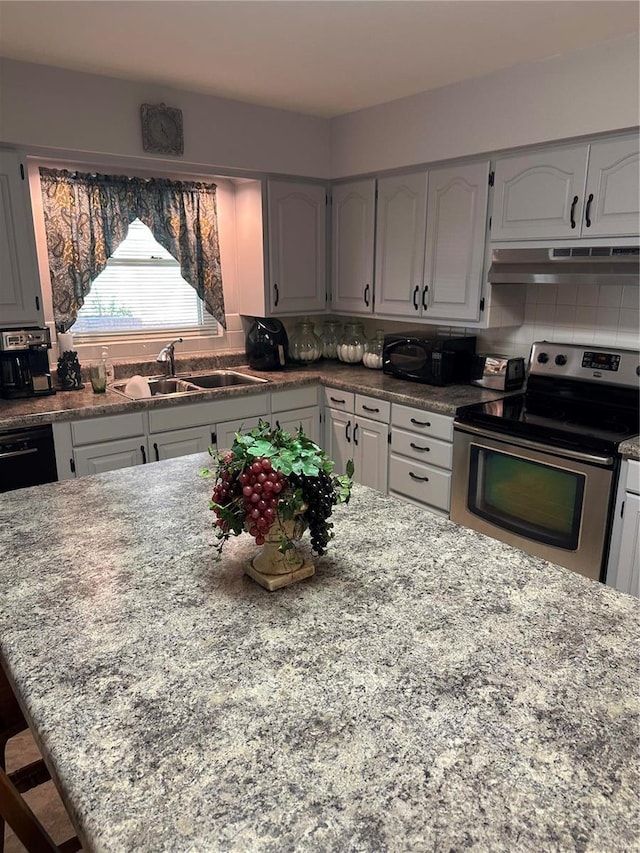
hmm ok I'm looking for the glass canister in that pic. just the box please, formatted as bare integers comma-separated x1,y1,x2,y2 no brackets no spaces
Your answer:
337,321,366,364
320,320,342,360
288,320,322,364
363,329,385,369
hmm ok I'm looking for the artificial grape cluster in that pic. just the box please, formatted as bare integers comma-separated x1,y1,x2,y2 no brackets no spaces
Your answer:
211,454,286,547
290,469,338,555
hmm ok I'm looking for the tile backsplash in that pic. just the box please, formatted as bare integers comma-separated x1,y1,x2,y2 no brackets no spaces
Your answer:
479,282,639,357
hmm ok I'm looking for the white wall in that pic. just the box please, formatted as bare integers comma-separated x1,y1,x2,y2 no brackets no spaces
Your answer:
330,34,640,178
0,59,331,179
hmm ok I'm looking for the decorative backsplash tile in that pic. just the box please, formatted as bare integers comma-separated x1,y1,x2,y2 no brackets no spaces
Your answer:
480,283,639,356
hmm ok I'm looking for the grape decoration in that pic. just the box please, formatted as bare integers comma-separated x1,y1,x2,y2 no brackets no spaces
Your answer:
205,420,353,561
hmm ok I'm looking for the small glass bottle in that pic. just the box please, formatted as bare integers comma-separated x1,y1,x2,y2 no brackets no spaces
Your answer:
288,321,322,364
320,321,342,360
363,329,385,369
101,346,115,385
337,322,366,364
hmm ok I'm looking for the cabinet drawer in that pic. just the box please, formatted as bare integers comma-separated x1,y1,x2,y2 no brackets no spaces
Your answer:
271,385,319,413
391,427,452,470
391,404,453,442
148,393,268,433
323,387,354,412
389,453,451,512
627,460,640,496
354,394,390,423
71,412,146,446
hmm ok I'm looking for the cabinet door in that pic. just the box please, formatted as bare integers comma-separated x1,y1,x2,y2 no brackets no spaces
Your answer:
323,407,353,478
215,416,264,452
267,180,327,314
150,426,213,462
423,161,489,322
331,180,375,314
583,137,640,237
354,416,388,493
491,145,589,240
375,172,428,317
613,492,640,598
0,149,43,327
73,438,148,476
273,407,320,446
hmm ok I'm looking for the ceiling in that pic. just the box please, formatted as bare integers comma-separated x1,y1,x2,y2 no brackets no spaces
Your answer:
0,1,637,118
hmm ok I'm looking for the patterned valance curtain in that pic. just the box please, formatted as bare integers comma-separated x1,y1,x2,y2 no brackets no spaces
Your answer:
39,168,225,332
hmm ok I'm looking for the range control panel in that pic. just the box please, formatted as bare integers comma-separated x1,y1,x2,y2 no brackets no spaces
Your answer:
530,341,640,387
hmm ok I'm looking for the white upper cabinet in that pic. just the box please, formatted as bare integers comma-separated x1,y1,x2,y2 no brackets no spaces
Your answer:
374,172,428,317
266,180,327,314
422,161,490,322
583,137,640,237
492,135,639,241
331,180,375,314
491,144,589,241
0,149,44,327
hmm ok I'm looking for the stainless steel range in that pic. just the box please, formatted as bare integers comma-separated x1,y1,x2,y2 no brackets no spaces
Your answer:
451,342,640,582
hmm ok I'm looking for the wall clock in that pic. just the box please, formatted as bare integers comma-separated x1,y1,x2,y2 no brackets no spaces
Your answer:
140,103,184,156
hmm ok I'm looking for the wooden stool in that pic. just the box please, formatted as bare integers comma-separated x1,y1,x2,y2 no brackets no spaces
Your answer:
0,664,79,853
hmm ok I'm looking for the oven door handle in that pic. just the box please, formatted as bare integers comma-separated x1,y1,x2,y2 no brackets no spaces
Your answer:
0,447,39,460
453,422,614,467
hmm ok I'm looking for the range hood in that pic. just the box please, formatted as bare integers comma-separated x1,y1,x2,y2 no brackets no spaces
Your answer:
488,247,640,286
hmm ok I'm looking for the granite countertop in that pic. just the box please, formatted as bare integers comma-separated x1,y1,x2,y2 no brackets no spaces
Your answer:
0,454,638,852
2,360,638,460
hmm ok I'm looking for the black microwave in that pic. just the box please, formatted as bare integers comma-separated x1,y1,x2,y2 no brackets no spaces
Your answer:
383,333,477,386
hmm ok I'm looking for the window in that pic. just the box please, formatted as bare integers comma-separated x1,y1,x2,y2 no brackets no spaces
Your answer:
71,219,217,337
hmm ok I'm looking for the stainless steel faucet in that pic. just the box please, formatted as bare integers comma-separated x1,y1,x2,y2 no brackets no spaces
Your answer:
156,337,183,377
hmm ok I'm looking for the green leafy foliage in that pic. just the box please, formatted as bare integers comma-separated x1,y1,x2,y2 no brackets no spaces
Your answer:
204,420,354,561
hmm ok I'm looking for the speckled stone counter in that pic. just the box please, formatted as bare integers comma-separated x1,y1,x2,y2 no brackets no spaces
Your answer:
0,362,512,428
2,360,637,460
0,455,638,852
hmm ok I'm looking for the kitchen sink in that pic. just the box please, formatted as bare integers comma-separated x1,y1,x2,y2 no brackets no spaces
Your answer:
111,370,268,400
179,371,268,389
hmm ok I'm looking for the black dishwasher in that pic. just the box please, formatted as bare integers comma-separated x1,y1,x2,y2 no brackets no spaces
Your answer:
0,424,58,492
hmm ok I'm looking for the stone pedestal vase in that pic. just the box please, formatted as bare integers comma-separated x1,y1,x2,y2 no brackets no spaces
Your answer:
245,508,314,591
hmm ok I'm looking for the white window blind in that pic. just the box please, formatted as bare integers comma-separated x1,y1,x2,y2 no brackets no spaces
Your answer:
72,218,217,336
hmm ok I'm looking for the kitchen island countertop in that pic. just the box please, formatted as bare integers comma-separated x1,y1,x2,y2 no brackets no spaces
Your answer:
0,453,638,852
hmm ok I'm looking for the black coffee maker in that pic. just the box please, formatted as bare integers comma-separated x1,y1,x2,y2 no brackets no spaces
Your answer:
245,318,289,371
0,327,55,398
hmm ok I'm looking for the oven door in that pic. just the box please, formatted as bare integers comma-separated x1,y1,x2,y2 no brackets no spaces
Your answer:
451,423,617,581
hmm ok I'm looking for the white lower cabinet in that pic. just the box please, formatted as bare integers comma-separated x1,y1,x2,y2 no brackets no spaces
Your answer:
270,386,321,445
389,403,454,515
606,460,640,597
322,387,389,493
53,394,270,479
150,426,212,462
53,412,148,478
74,437,148,476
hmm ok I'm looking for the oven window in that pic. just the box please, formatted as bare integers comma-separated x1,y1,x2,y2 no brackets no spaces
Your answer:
468,447,585,550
